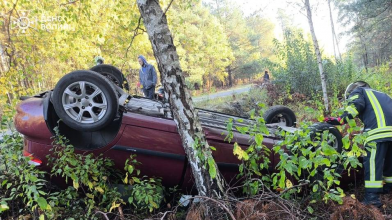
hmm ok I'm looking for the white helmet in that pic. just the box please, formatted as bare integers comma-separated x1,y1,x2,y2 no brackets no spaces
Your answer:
344,81,370,100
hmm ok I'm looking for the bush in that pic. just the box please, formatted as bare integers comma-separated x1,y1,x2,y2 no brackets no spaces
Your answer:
49,126,123,218
123,155,165,213
1,125,166,219
0,131,56,219
268,28,358,102
227,105,366,210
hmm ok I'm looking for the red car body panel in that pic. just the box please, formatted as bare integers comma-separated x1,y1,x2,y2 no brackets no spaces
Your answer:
15,97,279,190
15,98,53,144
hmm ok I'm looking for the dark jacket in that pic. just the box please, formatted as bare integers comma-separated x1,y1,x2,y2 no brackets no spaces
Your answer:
264,72,270,80
138,56,157,90
341,87,392,143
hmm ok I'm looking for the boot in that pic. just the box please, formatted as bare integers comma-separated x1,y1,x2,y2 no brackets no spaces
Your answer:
382,183,392,194
362,192,382,208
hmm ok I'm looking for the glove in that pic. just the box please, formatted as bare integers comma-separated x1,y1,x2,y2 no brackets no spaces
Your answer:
324,117,343,125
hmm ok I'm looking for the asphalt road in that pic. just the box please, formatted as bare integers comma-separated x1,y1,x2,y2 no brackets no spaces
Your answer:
193,84,254,102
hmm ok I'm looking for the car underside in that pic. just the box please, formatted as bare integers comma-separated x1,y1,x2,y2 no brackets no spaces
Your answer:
14,64,354,192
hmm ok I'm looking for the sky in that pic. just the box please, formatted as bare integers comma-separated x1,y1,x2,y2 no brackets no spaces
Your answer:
205,0,351,56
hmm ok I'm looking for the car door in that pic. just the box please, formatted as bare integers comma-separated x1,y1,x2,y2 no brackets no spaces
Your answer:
103,112,186,188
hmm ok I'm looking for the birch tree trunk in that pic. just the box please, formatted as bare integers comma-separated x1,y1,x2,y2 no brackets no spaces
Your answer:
0,44,9,75
327,0,341,61
136,0,225,197
304,0,329,112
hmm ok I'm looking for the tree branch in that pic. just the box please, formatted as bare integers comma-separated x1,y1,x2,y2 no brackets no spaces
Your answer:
159,210,174,220
59,0,79,6
121,16,146,70
192,196,236,220
163,0,174,17
94,211,110,220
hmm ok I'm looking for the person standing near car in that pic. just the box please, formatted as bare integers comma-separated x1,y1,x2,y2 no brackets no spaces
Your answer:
324,81,392,208
263,70,270,82
137,55,157,99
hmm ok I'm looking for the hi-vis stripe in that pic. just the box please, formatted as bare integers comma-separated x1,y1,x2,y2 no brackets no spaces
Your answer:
368,126,392,135
384,176,392,183
366,90,386,127
366,132,392,142
346,106,359,117
348,94,359,101
365,181,383,188
370,147,376,182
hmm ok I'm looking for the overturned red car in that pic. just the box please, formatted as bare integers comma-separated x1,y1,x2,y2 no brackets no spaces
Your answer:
14,65,349,191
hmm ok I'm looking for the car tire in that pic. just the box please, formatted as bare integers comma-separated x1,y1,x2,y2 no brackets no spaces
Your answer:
263,105,296,127
52,70,119,132
309,122,343,153
307,123,344,182
90,64,129,90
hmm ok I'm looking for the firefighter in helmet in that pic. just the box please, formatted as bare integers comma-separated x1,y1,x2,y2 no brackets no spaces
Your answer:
325,81,392,208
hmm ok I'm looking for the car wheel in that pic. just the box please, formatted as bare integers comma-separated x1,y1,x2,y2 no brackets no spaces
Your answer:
308,123,343,182
52,70,119,132
90,64,129,90
263,105,296,127
309,122,343,153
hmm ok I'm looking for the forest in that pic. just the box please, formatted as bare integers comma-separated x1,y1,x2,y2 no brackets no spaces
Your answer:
1,0,392,219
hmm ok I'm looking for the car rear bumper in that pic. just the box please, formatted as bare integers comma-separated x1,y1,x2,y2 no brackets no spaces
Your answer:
23,137,52,170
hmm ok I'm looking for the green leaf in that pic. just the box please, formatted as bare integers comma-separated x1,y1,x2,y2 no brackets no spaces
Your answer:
348,119,356,127
255,134,263,146
132,177,141,183
208,157,217,179
37,197,48,210
321,158,331,167
29,175,38,182
307,206,314,214
0,203,9,212
95,186,104,194
124,173,129,184
235,126,249,134
233,143,249,161
312,184,318,192
73,181,79,189
88,181,94,189
127,165,134,174
321,144,337,156
38,190,47,195
86,193,94,199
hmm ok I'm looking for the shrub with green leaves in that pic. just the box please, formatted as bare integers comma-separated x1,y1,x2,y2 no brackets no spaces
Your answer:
49,126,123,217
123,155,165,213
226,104,272,195
0,131,56,219
267,28,358,103
227,105,366,208
1,116,167,219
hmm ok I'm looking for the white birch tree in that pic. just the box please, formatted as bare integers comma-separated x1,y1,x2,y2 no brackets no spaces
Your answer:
304,0,329,112
136,0,225,197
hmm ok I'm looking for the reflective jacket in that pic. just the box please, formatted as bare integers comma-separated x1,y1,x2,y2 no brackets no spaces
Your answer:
341,87,392,143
